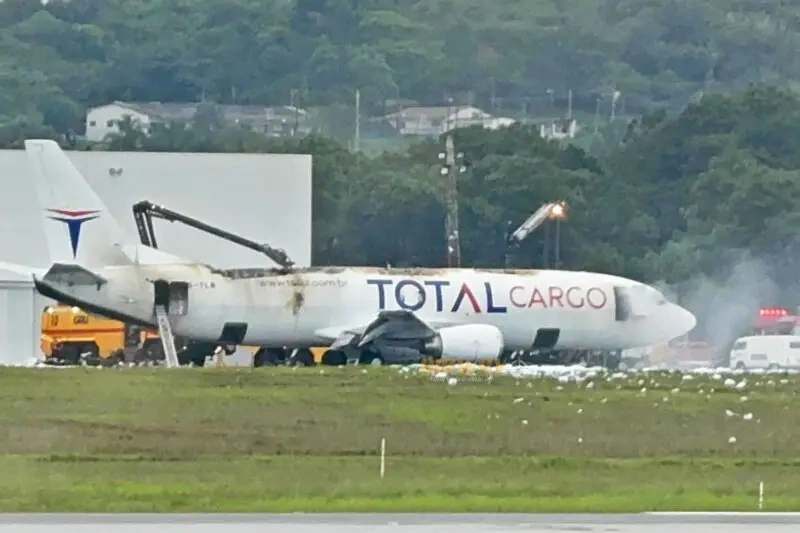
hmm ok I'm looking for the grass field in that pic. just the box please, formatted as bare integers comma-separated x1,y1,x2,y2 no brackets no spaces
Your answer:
1,364,800,511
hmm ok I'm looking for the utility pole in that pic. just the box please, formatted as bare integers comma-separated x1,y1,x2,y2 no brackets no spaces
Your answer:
354,89,361,152
439,135,465,267
567,89,573,120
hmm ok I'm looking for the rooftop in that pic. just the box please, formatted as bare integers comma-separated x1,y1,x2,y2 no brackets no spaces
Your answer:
102,101,307,123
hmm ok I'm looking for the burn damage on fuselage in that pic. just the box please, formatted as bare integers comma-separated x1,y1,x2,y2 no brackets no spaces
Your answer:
209,265,550,280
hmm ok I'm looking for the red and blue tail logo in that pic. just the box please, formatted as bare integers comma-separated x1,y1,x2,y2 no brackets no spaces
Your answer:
45,209,101,258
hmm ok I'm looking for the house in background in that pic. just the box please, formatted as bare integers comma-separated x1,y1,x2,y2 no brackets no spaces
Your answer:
538,118,579,140
85,101,310,142
377,105,517,137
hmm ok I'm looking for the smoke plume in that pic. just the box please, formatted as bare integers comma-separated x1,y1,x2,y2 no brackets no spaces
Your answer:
653,256,783,366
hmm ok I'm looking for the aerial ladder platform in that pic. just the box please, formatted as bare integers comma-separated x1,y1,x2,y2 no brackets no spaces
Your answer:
132,200,295,270
131,200,296,367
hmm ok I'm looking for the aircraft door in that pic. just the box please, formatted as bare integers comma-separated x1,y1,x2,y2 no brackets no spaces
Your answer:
614,286,631,321
168,282,189,316
153,280,189,317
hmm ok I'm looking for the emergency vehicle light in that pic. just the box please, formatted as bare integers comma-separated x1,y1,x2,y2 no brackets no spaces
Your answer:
758,307,789,317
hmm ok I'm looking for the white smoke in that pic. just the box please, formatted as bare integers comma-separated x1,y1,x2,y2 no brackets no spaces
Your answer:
652,257,782,364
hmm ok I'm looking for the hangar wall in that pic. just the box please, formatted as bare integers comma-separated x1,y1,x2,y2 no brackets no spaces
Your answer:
0,149,312,365
0,150,312,269
0,269,39,365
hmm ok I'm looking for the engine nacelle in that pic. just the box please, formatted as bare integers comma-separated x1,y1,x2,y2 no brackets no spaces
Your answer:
423,324,505,361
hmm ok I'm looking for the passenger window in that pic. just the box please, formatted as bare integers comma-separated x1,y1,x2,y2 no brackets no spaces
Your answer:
790,342,800,349
751,354,768,360
733,341,747,350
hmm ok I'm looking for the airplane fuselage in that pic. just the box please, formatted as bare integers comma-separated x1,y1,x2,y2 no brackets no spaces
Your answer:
35,263,695,353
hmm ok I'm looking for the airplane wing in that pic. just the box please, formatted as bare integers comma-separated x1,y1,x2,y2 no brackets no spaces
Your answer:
314,311,454,350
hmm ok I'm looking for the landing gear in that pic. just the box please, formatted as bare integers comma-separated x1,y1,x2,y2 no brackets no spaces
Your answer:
321,349,348,366
292,348,315,366
138,338,164,363
253,347,288,367
251,347,316,367
358,349,384,365
222,344,236,355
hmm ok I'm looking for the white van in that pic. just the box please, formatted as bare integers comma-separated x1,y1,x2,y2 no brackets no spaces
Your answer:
729,335,800,370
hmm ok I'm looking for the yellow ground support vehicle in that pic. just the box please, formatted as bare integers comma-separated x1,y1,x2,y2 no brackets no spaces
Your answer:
41,304,165,365
41,304,241,366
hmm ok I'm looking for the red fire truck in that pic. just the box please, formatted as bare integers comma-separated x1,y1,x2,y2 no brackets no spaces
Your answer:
751,307,799,336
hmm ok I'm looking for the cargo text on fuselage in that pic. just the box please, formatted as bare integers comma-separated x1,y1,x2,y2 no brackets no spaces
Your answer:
366,278,608,314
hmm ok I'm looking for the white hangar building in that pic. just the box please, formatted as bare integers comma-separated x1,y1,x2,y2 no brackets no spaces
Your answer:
0,148,312,365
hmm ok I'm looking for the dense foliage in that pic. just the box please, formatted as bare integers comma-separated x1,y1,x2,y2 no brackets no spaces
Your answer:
4,0,800,133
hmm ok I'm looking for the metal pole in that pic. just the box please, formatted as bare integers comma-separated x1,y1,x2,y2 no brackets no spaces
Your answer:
504,220,513,268
555,219,561,268
543,221,550,268
567,89,573,119
354,89,360,152
442,135,461,268
594,98,600,133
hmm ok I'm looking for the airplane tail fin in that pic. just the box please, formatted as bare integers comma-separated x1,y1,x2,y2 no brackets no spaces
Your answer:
24,139,133,268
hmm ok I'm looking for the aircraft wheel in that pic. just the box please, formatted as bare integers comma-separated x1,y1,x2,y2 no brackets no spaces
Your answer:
252,348,268,367
109,349,125,365
142,339,165,362
498,350,515,364
735,361,746,370
293,348,314,367
358,350,384,365
79,342,101,365
321,349,347,366
253,347,285,367
56,343,81,365
80,342,100,358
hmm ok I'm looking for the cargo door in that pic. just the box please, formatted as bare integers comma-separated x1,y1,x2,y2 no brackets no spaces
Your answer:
614,286,632,321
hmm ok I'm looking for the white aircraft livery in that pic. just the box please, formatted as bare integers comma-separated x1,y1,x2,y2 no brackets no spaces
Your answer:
24,139,696,365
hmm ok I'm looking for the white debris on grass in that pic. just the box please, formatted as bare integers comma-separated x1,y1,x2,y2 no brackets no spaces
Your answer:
408,362,800,383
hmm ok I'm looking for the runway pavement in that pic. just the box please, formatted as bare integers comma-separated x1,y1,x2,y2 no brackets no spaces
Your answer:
0,513,799,532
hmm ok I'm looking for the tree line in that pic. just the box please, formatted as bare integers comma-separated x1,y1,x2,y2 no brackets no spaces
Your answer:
3,0,800,136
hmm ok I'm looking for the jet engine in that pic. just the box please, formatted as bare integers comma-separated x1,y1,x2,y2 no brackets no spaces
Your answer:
422,324,505,361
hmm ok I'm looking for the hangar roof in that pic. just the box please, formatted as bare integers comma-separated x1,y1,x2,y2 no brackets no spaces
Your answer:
0,267,33,284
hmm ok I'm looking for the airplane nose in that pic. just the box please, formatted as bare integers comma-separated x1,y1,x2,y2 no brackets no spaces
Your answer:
669,303,697,339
